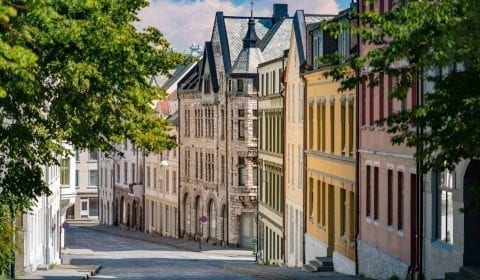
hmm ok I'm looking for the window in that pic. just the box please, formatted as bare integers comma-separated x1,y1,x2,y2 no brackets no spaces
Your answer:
340,188,346,236
253,166,258,186
237,79,243,92
221,155,225,184
185,109,191,137
374,167,379,221
436,170,455,244
238,166,245,186
147,167,151,187
88,150,98,161
154,168,157,188
253,119,258,139
131,163,135,183
366,165,371,217
398,171,404,230
81,200,88,211
238,120,245,140
238,157,245,166
166,170,169,193
75,170,79,187
172,171,177,193
60,158,70,185
124,162,127,184
341,102,346,155
388,169,393,226
75,149,80,161
89,170,98,186
330,104,335,153
89,198,98,217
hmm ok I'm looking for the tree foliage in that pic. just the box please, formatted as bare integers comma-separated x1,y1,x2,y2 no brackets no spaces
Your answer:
323,0,480,172
0,0,187,271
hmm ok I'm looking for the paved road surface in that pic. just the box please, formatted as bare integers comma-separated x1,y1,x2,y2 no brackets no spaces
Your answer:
63,226,257,279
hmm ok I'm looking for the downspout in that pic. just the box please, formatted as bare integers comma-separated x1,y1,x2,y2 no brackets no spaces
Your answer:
98,150,100,224
177,92,182,238
301,74,307,266
417,70,424,278
256,69,260,264
354,3,361,275
281,58,287,265
225,80,230,247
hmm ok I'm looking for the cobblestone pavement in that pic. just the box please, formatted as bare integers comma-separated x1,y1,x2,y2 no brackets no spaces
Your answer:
62,225,358,279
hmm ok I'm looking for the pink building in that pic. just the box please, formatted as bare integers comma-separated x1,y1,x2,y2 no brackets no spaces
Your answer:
357,0,420,278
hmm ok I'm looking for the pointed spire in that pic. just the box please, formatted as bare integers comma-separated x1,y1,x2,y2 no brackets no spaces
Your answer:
243,1,258,48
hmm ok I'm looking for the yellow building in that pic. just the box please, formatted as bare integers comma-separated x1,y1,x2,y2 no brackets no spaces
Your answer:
303,12,356,275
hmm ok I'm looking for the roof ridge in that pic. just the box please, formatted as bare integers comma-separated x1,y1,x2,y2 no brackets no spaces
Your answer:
258,17,287,51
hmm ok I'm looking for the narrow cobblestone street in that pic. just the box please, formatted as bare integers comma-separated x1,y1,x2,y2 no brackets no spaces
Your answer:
60,225,358,279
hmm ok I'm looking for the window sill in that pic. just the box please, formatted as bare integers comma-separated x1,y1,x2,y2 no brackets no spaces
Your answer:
365,216,372,224
387,225,394,232
373,220,380,226
397,230,404,237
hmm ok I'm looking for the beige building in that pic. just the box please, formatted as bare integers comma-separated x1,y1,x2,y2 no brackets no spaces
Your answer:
284,11,328,267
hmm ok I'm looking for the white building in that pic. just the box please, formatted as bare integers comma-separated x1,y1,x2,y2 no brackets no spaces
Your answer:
20,149,76,273
66,149,98,221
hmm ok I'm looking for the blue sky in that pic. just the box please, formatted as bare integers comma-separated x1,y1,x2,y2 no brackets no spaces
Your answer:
140,0,352,50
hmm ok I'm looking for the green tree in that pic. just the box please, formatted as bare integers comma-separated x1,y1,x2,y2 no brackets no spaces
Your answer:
323,0,480,172
0,0,187,272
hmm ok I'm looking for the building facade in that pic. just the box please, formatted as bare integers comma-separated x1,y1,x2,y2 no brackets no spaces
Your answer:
178,4,292,248
303,10,357,274
67,149,99,221
20,149,76,274
257,53,288,265
99,152,114,225
357,1,419,278
284,11,328,268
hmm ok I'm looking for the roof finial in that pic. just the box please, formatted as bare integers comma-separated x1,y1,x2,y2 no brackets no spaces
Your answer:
250,0,254,18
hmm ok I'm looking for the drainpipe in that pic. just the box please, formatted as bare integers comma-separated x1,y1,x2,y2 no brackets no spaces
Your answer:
177,93,182,238
225,82,230,247
301,74,307,267
354,2,361,275
417,70,424,279
281,58,287,265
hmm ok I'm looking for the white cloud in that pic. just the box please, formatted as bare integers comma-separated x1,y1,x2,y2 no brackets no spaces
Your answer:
138,0,339,51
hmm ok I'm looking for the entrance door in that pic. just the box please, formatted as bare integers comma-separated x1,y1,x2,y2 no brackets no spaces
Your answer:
464,160,480,265
240,213,256,248
80,199,89,218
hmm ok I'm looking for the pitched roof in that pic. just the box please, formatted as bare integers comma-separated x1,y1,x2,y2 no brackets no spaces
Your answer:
216,13,295,76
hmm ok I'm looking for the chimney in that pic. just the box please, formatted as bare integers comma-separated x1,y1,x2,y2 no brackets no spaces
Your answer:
272,4,288,23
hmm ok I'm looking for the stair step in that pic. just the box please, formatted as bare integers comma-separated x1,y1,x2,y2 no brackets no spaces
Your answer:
445,272,463,280
461,266,480,280
302,264,317,272
315,257,334,267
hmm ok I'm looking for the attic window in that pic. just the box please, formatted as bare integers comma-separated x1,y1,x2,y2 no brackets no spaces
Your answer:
237,79,244,92
204,77,211,94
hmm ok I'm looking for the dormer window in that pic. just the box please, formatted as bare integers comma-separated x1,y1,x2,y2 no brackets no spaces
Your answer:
203,76,211,94
313,32,323,69
237,79,244,93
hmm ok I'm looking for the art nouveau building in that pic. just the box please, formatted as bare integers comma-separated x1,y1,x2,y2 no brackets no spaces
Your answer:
257,52,288,265
303,9,357,275
178,4,291,248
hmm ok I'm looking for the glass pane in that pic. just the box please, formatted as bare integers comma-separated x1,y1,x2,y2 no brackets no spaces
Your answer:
446,191,453,244
89,198,99,217
439,190,447,243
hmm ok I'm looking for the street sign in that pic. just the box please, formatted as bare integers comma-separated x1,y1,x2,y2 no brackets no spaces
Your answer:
199,216,207,223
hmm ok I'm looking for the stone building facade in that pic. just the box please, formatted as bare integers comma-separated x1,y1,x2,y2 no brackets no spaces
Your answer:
178,4,292,248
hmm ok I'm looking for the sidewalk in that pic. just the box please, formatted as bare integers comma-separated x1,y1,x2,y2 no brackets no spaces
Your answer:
80,224,252,255
224,263,360,280
16,265,101,280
